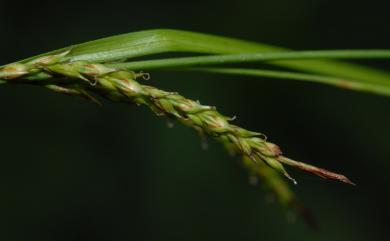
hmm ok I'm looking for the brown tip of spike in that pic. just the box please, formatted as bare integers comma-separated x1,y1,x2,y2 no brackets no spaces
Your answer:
278,156,356,186
306,166,356,186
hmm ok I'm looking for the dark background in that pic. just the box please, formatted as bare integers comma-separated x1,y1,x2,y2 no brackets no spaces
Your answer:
0,0,389,240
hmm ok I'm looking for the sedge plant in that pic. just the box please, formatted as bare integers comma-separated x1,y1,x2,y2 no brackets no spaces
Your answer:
1,29,389,224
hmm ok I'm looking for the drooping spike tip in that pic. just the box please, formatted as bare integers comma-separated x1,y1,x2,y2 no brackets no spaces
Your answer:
278,156,356,186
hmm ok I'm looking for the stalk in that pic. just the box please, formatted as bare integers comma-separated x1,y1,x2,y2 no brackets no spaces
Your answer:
191,67,390,96
110,50,390,71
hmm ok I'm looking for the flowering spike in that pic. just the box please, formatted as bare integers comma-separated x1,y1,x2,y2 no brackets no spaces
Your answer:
0,56,354,186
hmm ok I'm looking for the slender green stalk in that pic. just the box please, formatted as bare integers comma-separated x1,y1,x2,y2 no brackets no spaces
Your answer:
190,68,390,96
109,50,390,71
8,49,390,96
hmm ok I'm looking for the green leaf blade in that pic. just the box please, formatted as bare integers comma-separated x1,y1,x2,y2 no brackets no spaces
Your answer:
9,29,390,96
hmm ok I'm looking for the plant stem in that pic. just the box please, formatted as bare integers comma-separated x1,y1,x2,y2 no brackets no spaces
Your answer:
190,67,390,96
109,50,390,71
